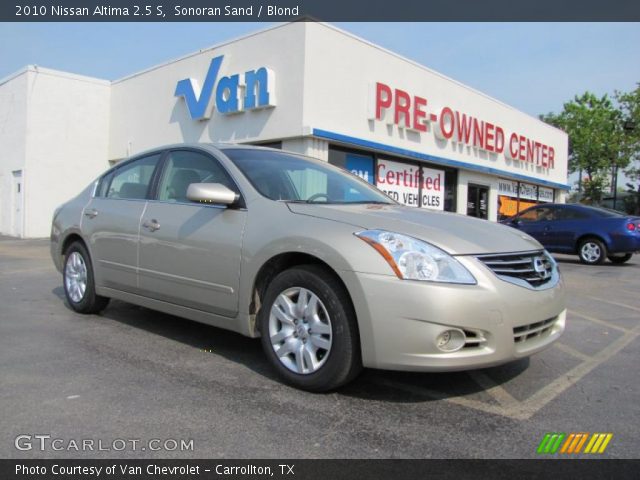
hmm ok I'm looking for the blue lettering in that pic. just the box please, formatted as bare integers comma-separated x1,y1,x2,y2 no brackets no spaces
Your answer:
244,67,272,109
174,55,224,121
175,55,275,121
216,74,240,114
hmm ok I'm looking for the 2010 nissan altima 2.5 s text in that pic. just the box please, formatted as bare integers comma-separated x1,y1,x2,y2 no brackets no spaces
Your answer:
50,144,566,391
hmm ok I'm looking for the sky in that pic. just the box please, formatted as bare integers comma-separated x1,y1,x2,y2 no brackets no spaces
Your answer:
1,22,639,119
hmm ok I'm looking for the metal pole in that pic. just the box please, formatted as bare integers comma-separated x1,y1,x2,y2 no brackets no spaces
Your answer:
612,164,618,210
578,168,582,194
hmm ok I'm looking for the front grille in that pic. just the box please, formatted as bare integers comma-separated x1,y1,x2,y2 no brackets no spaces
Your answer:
477,251,554,289
513,317,556,344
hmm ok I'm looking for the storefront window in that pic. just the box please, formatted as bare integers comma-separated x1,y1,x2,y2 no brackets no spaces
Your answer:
328,146,457,212
497,179,555,221
328,148,375,184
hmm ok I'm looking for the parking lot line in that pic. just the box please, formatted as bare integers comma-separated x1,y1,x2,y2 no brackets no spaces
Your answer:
370,377,511,418
467,371,519,408
583,296,640,314
553,342,592,362
369,317,639,422
568,309,631,333
506,322,640,420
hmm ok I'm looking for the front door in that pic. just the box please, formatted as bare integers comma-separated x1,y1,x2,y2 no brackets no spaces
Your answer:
82,153,162,292
12,170,23,237
138,149,246,318
515,206,553,247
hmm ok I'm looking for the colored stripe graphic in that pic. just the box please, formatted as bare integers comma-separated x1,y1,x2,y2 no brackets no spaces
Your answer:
561,432,589,454
537,433,566,454
539,432,613,454
584,433,613,454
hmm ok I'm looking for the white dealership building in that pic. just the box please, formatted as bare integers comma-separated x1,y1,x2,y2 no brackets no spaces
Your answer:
0,22,568,238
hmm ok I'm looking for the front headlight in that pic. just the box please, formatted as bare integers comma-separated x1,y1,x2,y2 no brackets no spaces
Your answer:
355,229,476,284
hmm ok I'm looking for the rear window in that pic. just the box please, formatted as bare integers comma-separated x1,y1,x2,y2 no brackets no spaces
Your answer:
574,205,625,218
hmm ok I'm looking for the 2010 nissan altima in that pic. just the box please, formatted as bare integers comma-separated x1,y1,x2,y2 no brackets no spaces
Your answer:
50,144,566,391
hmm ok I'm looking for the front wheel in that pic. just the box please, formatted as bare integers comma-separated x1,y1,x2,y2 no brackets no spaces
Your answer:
608,253,632,264
63,241,110,314
578,238,607,265
258,265,362,392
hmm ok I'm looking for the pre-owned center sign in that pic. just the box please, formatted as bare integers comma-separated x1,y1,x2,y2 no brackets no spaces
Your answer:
376,158,444,210
369,82,556,170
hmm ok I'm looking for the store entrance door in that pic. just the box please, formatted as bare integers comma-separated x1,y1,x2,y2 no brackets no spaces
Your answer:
467,184,489,220
12,170,24,237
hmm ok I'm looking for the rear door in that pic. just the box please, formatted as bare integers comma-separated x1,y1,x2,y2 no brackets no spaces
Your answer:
82,153,163,293
137,149,247,317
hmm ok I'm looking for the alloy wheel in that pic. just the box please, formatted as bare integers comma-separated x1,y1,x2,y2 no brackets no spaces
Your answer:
580,242,601,263
268,287,332,374
65,252,88,303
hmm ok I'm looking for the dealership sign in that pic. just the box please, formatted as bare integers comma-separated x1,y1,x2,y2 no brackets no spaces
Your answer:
175,55,276,120
369,82,556,169
376,158,444,210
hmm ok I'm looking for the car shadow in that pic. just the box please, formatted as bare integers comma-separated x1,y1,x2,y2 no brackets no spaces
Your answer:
339,359,529,403
52,287,531,403
552,254,637,268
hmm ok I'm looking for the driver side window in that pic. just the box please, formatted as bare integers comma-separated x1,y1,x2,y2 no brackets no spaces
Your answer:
518,208,540,223
158,150,236,203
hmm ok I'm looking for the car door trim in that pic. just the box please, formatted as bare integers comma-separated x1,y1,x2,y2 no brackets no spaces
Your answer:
137,266,235,294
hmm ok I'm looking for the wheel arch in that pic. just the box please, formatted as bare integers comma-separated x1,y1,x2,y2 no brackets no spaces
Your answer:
248,252,358,339
575,233,609,253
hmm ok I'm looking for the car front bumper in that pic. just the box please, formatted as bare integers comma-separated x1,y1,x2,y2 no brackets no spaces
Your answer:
340,256,566,371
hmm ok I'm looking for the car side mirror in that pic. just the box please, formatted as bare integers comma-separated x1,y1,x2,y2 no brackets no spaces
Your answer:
186,183,239,206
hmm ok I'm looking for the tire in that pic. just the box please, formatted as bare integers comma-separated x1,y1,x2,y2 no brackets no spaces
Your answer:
608,253,632,264
578,238,607,265
63,241,110,314
258,265,362,392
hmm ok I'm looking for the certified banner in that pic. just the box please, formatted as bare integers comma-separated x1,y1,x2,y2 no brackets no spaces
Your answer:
376,158,443,210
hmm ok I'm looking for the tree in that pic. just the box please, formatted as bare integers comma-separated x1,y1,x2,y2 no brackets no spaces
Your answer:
541,92,632,203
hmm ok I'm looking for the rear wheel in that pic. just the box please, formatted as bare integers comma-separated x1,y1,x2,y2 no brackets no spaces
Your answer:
258,265,361,392
63,241,110,314
608,253,632,264
578,238,607,265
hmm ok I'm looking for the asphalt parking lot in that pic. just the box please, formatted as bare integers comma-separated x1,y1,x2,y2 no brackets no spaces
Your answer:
1,237,639,459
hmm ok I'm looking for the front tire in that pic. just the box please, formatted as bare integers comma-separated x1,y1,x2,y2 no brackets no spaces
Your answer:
578,238,607,265
63,241,110,314
608,253,632,264
258,265,362,392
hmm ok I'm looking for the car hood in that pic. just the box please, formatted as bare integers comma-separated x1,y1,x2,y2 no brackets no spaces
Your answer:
287,203,542,255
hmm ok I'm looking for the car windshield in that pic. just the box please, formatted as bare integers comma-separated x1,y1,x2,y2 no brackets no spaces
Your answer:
224,148,395,204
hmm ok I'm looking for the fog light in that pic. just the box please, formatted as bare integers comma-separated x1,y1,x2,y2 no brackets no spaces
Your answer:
436,329,466,352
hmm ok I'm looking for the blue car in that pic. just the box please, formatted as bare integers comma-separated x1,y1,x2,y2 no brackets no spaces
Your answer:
501,203,640,265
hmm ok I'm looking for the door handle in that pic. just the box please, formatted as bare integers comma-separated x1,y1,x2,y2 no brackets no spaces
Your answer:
84,209,98,219
142,219,161,232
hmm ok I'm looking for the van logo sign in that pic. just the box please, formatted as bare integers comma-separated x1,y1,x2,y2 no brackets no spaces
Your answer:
533,256,551,280
175,55,276,121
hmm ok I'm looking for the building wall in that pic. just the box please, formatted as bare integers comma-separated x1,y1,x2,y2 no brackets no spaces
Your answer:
1,22,571,237
301,23,569,189
0,71,29,236
109,22,308,160
0,68,111,238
